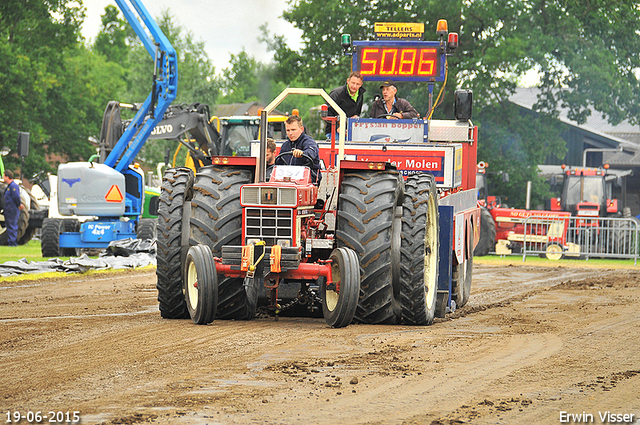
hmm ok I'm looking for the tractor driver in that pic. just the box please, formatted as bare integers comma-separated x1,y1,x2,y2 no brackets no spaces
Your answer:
279,115,322,185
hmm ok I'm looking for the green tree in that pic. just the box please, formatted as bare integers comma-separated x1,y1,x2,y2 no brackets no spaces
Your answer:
121,10,219,106
44,47,127,162
220,50,276,104
93,5,128,64
92,7,221,170
0,0,88,177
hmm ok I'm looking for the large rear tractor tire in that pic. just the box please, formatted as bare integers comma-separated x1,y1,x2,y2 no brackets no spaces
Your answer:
184,244,218,325
473,206,496,256
336,170,403,324
399,173,439,325
322,247,360,328
190,165,257,320
40,218,62,257
156,167,194,319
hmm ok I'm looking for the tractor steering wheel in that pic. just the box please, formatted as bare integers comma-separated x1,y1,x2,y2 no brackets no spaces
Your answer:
275,151,314,166
377,113,401,119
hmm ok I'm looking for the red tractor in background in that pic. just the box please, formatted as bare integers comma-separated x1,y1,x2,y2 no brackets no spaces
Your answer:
155,20,480,327
549,164,626,218
474,162,634,259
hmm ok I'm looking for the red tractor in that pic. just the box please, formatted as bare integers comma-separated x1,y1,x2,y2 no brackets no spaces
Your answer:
155,21,480,327
477,164,633,259
549,164,623,218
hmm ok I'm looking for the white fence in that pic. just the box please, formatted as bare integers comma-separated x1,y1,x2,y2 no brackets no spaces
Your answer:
517,215,640,264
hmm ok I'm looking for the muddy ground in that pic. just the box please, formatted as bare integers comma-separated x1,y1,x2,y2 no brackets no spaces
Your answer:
1,262,639,425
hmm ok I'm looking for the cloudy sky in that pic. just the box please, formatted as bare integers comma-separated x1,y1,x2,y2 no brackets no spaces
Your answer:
82,0,303,72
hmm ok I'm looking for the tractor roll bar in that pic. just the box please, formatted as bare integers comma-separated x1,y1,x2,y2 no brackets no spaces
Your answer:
257,88,347,183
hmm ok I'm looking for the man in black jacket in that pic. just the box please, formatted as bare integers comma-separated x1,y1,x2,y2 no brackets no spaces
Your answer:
370,81,419,119
325,71,365,138
279,115,322,185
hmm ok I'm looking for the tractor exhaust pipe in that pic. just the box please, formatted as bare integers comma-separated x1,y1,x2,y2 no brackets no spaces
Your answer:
258,109,268,183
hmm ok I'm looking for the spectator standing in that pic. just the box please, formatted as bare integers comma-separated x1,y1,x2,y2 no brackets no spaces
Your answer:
2,170,24,246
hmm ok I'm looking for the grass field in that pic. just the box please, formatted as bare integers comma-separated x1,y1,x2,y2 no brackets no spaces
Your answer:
475,254,639,269
0,240,65,263
0,240,154,283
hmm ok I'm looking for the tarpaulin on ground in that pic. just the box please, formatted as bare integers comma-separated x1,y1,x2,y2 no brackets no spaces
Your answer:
0,238,156,277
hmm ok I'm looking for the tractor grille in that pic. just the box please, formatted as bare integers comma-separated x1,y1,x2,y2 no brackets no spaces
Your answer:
242,186,297,206
242,187,260,204
245,208,293,246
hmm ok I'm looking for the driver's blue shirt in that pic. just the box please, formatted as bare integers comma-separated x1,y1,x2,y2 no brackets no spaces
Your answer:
279,132,322,185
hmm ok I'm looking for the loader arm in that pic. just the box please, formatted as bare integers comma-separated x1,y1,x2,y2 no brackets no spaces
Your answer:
104,0,178,173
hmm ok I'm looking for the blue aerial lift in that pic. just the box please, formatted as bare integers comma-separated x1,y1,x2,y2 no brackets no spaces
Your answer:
40,0,177,257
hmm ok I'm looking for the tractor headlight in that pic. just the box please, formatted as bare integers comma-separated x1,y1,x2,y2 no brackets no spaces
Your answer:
277,239,291,247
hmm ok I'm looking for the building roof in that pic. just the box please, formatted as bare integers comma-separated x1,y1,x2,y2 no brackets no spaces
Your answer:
213,101,261,117
510,88,638,132
212,101,285,117
509,88,640,166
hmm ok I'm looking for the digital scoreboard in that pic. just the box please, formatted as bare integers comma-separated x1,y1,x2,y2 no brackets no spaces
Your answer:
352,41,445,83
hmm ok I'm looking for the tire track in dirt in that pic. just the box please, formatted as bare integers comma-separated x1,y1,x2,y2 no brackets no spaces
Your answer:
2,265,638,425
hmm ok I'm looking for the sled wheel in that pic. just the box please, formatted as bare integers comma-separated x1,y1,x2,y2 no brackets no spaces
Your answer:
473,206,496,256
184,244,218,325
452,254,474,308
322,247,360,328
544,242,564,260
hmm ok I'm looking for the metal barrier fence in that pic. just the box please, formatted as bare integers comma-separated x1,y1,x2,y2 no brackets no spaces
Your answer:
517,215,640,264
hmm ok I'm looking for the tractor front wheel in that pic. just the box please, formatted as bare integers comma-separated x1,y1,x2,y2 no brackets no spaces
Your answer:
137,218,157,241
184,244,218,325
544,242,564,260
322,247,360,328
190,165,257,320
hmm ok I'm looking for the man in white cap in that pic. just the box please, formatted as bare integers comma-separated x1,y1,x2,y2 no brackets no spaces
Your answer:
370,81,419,119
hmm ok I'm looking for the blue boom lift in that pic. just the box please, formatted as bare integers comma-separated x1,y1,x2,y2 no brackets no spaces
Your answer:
40,0,177,257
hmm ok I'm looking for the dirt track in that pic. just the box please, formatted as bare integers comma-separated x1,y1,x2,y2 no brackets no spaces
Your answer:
2,263,639,425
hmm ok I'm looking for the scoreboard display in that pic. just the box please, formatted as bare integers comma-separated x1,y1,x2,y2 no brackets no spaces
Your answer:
352,41,445,83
